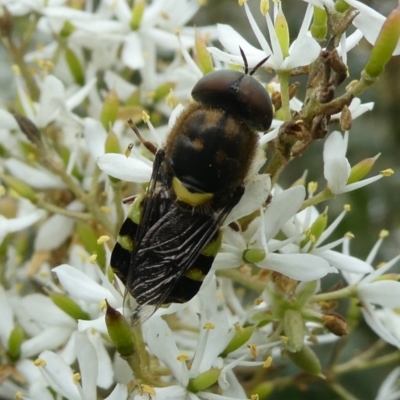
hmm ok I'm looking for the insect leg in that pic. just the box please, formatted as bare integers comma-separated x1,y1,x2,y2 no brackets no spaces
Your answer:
127,119,158,155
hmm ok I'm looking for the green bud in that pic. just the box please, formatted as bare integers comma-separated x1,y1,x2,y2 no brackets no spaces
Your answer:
364,3,400,78
287,344,322,375
310,6,327,41
309,209,328,242
195,33,214,75
153,82,176,103
251,382,274,399
8,326,24,362
334,0,350,12
76,223,106,269
243,248,265,264
65,47,84,86
105,300,135,357
187,367,221,393
60,21,76,38
125,89,141,106
49,292,90,320
347,154,379,184
100,90,119,130
275,6,290,58
105,131,121,154
130,0,146,30
220,325,256,357
3,175,37,202
283,309,305,353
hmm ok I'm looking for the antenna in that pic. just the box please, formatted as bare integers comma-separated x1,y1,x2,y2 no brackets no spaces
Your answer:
239,46,269,76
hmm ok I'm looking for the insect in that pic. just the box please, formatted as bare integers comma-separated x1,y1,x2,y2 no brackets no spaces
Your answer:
111,51,273,321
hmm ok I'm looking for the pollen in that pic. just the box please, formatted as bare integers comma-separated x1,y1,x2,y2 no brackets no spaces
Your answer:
379,230,389,238
97,235,110,244
177,353,189,362
308,181,317,195
263,356,273,368
280,335,288,343
89,254,97,264
73,373,81,384
234,322,245,332
251,395,260,400
248,343,258,357
345,232,354,239
125,143,133,157
381,168,394,176
15,392,24,400
204,322,215,330
34,358,46,367
12,65,21,75
344,204,351,211
100,206,111,214
142,111,150,123
140,384,156,396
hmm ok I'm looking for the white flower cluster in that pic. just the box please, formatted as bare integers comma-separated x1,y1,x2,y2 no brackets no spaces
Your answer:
0,0,399,399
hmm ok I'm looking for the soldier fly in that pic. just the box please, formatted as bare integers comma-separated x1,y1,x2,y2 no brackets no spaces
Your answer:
111,50,273,321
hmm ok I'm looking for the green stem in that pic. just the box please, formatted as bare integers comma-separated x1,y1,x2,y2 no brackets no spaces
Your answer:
328,382,360,400
216,269,265,294
334,351,400,375
310,285,357,303
300,188,334,211
36,199,92,222
277,70,291,122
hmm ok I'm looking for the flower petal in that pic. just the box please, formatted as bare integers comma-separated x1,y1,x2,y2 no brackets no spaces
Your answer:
258,253,336,281
97,153,152,182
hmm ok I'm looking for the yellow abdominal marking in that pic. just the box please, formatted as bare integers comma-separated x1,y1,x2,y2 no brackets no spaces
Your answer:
172,177,213,206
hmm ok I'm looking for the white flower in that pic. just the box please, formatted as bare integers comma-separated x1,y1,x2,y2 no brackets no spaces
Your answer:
323,131,382,194
345,0,400,55
215,186,335,281
281,204,374,275
208,2,320,71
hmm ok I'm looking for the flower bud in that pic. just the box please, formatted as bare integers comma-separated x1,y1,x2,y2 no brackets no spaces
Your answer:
105,130,121,154
220,324,256,357
60,21,75,38
105,300,135,357
187,367,221,393
7,326,24,362
283,309,305,353
153,82,176,103
65,47,84,85
311,6,327,41
2,175,37,202
287,344,322,376
76,222,106,269
195,32,213,74
275,5,290,58
100,90,119,130
130,0,146,30
252,381,274,399
364,3,400,78
334,0,350,12
347,154,379,184
49,292,90,320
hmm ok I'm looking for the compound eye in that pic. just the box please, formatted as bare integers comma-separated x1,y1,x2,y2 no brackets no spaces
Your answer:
191,69,273,131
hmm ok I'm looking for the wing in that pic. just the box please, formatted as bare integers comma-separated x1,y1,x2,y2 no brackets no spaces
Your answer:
128,185,244,317
111,148,171,286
